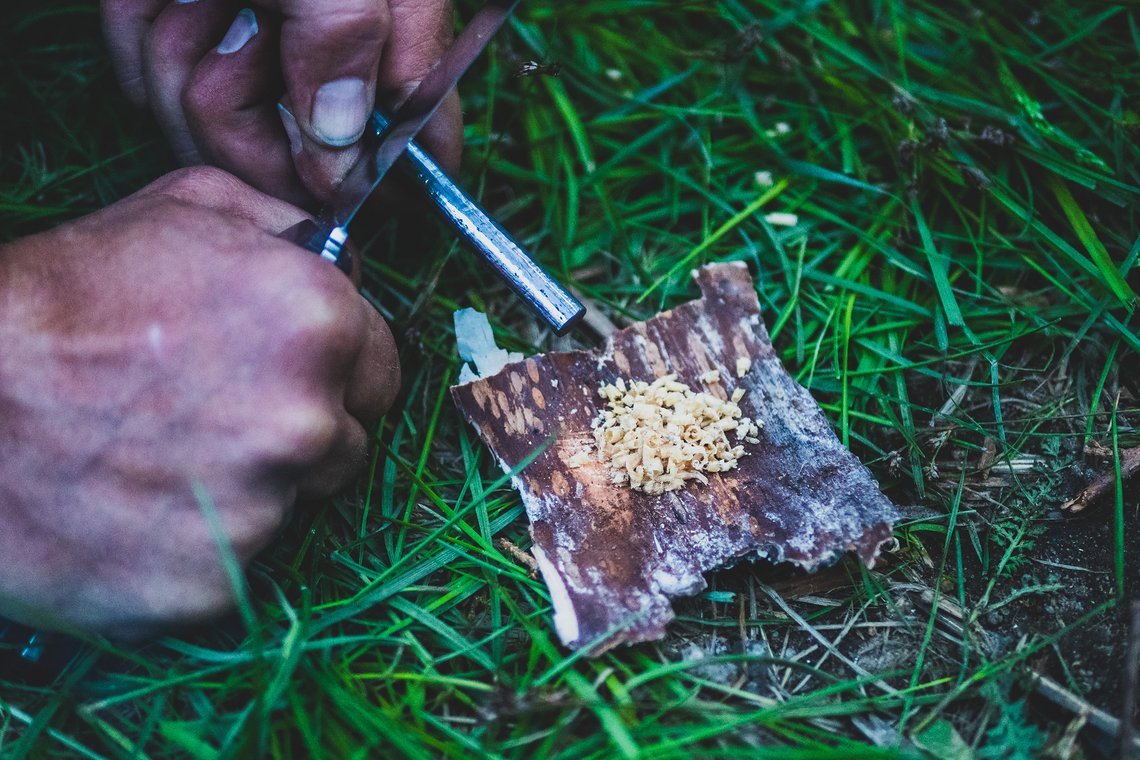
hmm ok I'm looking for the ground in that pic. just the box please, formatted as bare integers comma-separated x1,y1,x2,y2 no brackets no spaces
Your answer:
1,0,1138,758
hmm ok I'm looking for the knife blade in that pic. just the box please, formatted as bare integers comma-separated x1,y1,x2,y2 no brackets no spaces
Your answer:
280,0,518,270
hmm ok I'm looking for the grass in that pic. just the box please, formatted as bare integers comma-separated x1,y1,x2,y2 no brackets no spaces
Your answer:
2,0,1138,757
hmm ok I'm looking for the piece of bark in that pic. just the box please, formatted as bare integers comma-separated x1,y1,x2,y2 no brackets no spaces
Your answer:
452,263,898,652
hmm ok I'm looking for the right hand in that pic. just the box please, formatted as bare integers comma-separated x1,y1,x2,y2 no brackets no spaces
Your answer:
100,0,462,206
0,167,399,639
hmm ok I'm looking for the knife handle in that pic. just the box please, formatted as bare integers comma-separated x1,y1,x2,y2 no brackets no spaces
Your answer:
278,219,353,275
393,132,586,336
0,615,80,685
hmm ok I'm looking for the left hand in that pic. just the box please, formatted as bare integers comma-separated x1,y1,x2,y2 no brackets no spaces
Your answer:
0,167,400,638
101,0,462,207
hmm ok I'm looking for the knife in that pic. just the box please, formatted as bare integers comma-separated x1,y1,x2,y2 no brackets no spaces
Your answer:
281,0,585,335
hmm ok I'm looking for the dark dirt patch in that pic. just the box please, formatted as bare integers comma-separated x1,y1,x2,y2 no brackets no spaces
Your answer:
1013,498,1140,709
645,436,1139,756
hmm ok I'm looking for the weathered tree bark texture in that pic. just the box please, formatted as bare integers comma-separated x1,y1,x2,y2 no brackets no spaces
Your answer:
451,263,898,652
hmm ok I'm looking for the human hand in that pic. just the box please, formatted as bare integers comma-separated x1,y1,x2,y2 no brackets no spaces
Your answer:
0,167,399,639
101,0,461,207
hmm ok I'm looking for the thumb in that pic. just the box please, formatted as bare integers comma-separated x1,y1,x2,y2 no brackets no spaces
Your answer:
265,0,391,195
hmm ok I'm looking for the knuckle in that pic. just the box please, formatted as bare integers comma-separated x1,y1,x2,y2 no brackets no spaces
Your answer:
129,568,235,627
175,579,238,624
154,165,239,200
281,285,345,344
402,36,445,67
269,403,340,463
278,266,363,348
145,8,198,59
298,423,368,498
222,503,285,559
321,2,390,44
136,498,285,625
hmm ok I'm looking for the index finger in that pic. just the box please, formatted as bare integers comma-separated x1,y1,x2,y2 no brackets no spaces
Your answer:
134,166,310,234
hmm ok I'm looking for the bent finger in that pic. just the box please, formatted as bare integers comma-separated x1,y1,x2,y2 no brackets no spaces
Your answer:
344,300,400,424
101,0,172,106
142,0,233,164
182,8,315,208
296,413,369,498
258,0,391,198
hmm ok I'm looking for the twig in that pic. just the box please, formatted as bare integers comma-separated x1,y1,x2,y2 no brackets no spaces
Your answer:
496,537,538,577
929,357,979,428
1028,671,1140,753
1063,446,1140,513
761,584,898,696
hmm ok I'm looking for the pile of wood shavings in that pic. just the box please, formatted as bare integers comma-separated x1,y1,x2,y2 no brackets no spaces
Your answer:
592,373,762,494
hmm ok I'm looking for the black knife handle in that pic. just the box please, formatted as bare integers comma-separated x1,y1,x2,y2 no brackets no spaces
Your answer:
0,615,80,685
279,219,352,275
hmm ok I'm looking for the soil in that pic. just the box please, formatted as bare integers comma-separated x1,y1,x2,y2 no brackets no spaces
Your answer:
652,445,1139,756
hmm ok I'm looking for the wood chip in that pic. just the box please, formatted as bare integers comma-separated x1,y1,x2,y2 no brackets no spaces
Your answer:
452,263,898,652
593,374,754,494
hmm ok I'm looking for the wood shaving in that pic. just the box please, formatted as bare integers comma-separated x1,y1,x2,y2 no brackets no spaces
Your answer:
592,374,761,494
763,212,799,227
566,450,592,468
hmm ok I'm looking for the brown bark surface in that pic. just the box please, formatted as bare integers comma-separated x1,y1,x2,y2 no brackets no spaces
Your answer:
452,263,898,651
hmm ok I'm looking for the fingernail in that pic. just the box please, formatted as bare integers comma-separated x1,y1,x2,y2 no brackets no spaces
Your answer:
277,103,303,155
217,9,258,55
312,78,370,147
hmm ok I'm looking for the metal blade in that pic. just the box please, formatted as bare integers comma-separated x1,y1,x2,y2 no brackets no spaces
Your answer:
325,0,519,228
